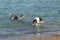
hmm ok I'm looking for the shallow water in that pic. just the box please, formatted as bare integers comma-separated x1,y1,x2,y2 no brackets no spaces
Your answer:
0,0,60,37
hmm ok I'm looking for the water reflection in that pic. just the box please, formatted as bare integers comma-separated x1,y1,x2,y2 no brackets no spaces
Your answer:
32,24,42,34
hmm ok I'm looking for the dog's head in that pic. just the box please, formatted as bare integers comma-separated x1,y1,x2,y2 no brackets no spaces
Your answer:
33,17,40,23
33,19,37,23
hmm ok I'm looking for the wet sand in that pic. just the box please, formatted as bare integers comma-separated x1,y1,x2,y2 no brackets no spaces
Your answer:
0,34,60,40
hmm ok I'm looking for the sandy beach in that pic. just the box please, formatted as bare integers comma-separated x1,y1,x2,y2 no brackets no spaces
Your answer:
0,34,60,40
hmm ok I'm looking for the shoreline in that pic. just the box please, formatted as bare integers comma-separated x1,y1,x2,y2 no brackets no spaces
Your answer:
0,34,60,40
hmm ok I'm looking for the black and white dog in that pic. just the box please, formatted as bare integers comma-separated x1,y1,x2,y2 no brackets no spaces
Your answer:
32,17,44,26
11,15,25,20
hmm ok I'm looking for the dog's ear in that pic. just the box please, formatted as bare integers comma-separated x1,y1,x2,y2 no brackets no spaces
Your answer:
33,19,37,23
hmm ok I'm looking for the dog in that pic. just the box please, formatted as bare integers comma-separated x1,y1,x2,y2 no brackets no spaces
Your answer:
11,14,25,20
32,17,44,26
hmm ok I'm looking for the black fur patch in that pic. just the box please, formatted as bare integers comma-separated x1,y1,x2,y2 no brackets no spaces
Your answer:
33,19,37,23
39,18,43,21
14,16,18,19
